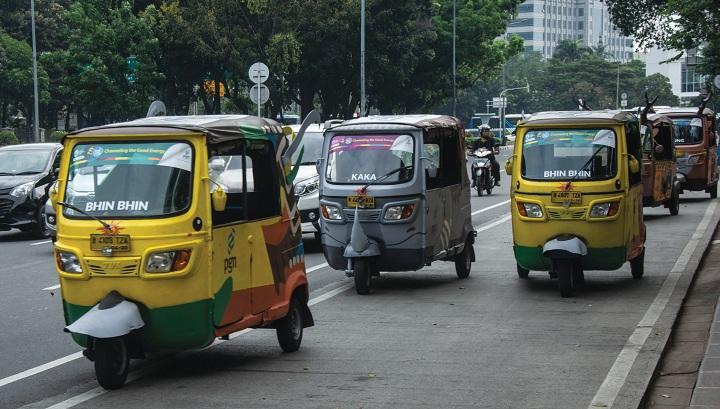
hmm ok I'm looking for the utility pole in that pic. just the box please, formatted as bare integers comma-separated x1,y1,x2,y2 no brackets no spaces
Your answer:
30,0,40,142
360,0,366,117
615,61,621,109
452,0,457,117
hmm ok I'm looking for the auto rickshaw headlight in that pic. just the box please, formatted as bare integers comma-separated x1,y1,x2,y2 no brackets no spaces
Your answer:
590,202,620,218
384,204,415,220
146,250,192,273
321,204,342,220
687,154,704,165
56,251,82,274
517,202,543,218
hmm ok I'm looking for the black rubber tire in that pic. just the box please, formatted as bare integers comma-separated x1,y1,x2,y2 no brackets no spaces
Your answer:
476,177,483,197
630,247,645,279
94,337,130,390
31,207,51,239
314,231,321,242
354,259,372,295
668,188,680,216
572,262,585,286
517,264,529,279
556,261,573,298
709,183,718,199
276,296,304,352
455,240,472,279
486,187,493,195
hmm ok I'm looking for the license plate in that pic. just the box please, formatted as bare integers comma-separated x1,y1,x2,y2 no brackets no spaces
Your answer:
90,234,131,252
346,195,375,209
551,191,582,204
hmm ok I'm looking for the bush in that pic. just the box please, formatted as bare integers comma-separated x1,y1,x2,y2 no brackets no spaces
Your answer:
0,130,19,146
49,130,68,141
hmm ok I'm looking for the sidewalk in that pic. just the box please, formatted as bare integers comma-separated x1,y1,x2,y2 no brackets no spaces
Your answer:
644,230,720,408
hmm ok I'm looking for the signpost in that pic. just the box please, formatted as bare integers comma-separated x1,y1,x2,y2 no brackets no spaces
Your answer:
620,92,628,109
492,97,507,109
248,62,269,117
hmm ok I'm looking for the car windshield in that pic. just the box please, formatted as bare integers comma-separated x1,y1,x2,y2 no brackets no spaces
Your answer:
325,134,414,184
291,131,324,165
521,128,617,180
673,118,703,145
0,149,51,175
63,142,193,218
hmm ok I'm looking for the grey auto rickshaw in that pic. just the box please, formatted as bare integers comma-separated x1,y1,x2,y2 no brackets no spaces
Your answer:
318,115,476,294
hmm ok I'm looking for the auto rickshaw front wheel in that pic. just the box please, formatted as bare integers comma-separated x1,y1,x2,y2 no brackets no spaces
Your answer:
455,238,473,279
630,247,645,279
517,264,529,279
554,260,577,298
353,259,373,295
94,337,130,390
707,183,718,199
276,296,304,352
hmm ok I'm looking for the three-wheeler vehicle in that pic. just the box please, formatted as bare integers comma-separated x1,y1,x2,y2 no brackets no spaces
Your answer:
655,100,718,198
640,112,680,215
318,115,476,294
506,111,646,297
52,114,314,389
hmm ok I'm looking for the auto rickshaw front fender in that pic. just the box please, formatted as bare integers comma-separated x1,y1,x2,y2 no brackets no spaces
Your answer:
542,236,588,259
65,291,144,339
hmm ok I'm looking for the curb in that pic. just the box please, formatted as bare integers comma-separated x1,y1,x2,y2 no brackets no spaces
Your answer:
613,200,720,408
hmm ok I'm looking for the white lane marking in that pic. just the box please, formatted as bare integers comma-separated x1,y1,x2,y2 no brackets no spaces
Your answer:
306,262,329,273
0,352,83,388
31,240,52,246
712,239,720,245
471,200,510,216
43,284,61,291
474,213,511,233
589,200,718,408
44,283,355,409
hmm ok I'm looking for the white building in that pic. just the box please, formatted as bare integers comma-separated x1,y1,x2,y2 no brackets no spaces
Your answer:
644,48,704,104
506,0,634,61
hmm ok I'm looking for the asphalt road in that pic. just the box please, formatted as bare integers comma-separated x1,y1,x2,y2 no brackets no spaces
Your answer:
1,148,717,409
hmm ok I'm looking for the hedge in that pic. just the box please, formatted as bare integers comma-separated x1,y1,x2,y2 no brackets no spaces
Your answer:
0,130,19,146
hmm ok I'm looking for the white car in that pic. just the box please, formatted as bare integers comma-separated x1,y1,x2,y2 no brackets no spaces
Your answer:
289,123,336,240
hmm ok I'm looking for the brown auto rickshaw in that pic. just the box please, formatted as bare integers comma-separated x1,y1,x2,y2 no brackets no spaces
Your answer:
639,108,680,215
656,97,718,198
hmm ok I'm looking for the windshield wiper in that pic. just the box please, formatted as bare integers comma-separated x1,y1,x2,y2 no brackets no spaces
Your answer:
359,165,414,193
58,201,112,230
13,171,41,175
569,145,607,183
0,172,14,176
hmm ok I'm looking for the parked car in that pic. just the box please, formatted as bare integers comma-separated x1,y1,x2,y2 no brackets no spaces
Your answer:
289,123,335,241
0,143,62,237
44,196,57,241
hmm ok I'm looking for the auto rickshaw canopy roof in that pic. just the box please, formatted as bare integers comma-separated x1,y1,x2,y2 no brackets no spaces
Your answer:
64,115,285,147
655,107,715,116
328,115,463,132
519,110,638,127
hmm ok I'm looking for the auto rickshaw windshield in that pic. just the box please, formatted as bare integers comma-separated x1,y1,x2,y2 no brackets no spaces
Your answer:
63,141,193,218
521,128,617,181
672,118,703,145
325,134,414,184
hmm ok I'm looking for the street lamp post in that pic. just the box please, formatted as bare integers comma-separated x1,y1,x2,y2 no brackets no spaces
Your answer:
360,0,366,117
30,0,40,142
499,83,529,144
452,0,456,117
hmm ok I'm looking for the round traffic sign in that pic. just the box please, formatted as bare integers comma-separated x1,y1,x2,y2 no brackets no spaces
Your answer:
249,84,270,104
713,75,720,90
621,92,628,100
248,62,269,83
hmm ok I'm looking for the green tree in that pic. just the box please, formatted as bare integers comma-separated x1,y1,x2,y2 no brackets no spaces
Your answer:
604,0,720,77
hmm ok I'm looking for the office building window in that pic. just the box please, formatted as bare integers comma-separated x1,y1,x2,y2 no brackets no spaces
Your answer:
518,32,534,41
578,8,584,17
681,65,705,93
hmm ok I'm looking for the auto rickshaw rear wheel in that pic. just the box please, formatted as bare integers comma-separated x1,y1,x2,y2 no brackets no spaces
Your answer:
354,260,373,295
666,188,680,216
276,296,304,352
708,183,718,199
630,247,645,279
555,260,574,298
455,239,472,279
517,264,529,279
94,337,129,390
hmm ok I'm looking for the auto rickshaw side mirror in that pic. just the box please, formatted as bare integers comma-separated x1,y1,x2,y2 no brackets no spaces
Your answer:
628,155,640,174
49,181,58,205
211,188,227,212
504,156,513,176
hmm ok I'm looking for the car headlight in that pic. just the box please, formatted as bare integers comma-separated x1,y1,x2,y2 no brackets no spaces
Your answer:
321,204,342,220
56,251,83,273
294,176,319,196
384,204,415,220
590,202,620,218
10,181,34,198
146,250,192,273
517,202,543,218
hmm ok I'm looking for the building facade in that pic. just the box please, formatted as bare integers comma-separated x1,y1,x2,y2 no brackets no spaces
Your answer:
506,0,634,61
644,48,704,104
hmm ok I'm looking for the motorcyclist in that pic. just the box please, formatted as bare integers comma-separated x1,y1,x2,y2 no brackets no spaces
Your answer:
476,125,500,186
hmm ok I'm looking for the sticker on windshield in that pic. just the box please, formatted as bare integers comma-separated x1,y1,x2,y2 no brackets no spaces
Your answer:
158,143,192,172
544,170,591,178
70,142,192,171
351,173,377,181
592,129,615,147
84,201,149,212
690,118,702,127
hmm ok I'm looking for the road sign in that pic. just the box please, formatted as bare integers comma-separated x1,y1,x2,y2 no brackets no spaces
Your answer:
621,92,628,100
248,62,269,84
621,100,628,108
492,97,506,109
249,84,270,105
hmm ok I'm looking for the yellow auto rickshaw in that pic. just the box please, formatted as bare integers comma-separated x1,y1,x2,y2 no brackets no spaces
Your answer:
506,111,646,297
52,113,316,389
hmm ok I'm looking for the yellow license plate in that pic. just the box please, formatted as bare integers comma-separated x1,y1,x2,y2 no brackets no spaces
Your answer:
551,191,582,204
90,234,131,252
346,195,375,208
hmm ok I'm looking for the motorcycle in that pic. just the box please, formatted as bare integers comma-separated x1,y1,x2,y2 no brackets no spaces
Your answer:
471,148,495,196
